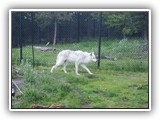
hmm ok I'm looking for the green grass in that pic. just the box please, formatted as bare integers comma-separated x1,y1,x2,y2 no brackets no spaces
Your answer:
11,39,149,109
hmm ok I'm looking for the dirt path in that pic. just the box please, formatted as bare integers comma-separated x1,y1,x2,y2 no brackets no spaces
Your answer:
53,76,82,99
53,76,92,108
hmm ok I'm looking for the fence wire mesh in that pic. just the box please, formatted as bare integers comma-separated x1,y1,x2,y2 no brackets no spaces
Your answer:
12,11,149,72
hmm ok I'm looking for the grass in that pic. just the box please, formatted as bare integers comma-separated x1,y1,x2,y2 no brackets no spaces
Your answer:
11,38,149,109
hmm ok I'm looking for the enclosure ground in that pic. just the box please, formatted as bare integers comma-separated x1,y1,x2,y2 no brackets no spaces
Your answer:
11,39,149,109
12,65,148,109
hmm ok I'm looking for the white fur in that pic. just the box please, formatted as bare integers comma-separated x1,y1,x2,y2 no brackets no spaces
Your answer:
50,50,97,75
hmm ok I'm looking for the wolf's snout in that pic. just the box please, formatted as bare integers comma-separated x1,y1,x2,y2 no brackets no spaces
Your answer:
93,58,97,62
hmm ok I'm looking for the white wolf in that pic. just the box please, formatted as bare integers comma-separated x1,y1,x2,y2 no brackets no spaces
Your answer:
50,50,97,75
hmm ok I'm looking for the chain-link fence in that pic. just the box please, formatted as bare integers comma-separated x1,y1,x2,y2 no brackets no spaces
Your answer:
11,10,150,109
11,11,149,73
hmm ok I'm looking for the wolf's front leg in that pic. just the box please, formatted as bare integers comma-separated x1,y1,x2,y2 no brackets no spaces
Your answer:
75,63,80,75
80,64,93,75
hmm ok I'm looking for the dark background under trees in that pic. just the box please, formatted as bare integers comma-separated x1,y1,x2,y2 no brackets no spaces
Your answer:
11,11,149,48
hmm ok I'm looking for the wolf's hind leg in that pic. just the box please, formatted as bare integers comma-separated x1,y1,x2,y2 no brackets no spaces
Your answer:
50,60,64,73
63,60,68,73
50,64,58,72
50,65,56,72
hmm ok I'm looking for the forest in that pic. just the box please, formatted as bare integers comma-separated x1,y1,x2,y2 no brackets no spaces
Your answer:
11,11,149,47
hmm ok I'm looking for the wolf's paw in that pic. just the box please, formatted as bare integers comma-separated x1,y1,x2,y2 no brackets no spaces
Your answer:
62,69,67,73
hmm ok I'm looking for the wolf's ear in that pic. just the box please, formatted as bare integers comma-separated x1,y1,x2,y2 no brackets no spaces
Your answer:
90,52,94,56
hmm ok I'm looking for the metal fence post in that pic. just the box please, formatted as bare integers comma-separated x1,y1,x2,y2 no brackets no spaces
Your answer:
19,12,23,64
98,12,102,68
31,12,35,68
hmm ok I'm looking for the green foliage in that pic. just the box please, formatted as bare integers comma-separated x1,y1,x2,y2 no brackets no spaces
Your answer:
12,39,149,109
91,12,148,39
12,39,148,72
12,11,149,48
35,12,72,29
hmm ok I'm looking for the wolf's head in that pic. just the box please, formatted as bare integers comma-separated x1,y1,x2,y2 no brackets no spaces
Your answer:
90,52,97,62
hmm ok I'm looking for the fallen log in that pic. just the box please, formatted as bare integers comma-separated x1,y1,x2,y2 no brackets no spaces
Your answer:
31,104,65,108
96,56,118,61
49,105,65,108
34,46,56,52
31,105,48,108
12,81,23,98
105,56,117,61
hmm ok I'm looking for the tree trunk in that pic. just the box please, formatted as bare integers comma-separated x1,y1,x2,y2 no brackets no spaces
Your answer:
53,20,57,45
144,29,147,41
123,33,126,39
143,13,148,41
77,12,80,42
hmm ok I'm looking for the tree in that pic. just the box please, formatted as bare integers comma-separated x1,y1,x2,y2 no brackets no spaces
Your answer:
35,12,72,45
106,12,134,39
132,12,149,40
91,12,149,40
12,12,32,47
107,12,149,39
